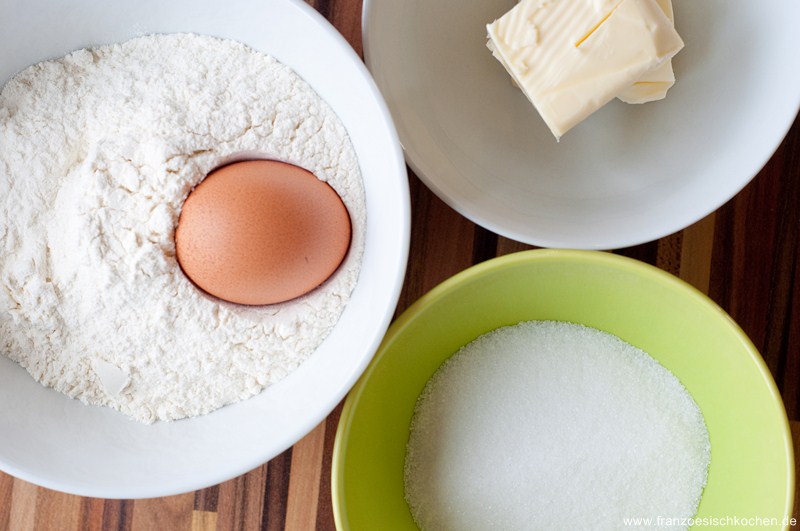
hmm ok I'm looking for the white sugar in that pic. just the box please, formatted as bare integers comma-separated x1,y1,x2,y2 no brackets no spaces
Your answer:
404,321,710,531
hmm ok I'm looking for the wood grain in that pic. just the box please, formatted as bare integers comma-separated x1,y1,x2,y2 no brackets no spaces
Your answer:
678,213,715,293
285,421,326,531
7,480,36,531
710,117,800,421
0,474,13,531
130,495,194,531
395,172,479,315
1,0,799,529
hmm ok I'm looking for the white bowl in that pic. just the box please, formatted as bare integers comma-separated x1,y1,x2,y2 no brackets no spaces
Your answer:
363,0,800,249
0,0,409,498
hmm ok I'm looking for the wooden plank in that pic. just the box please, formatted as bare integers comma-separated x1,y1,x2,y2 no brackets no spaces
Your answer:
317,403,344,531
32,489,82,531
782,257,800,421
0,472,13,531
656,231,682,276
305,0,363,55
262,449,291,531
614,240,659,266
791,421,799,525
679,213,715,294
471,225,499,265
495,236,535,257
130,493,194,531
305,0,330,19
77,498,106,531
709,149,785,353
394,174,478,315
329,0,363,55
709,116,799,416
216,465,267,531
8,479,37,531
193,485,219,513
285,421,327,530
99,499,133,531
191,510,217,531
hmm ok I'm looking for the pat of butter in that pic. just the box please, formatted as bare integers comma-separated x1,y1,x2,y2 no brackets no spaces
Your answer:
617,0,677,104
487,0,684,139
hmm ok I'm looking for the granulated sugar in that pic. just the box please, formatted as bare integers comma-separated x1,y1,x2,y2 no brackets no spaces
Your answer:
404,320,710,531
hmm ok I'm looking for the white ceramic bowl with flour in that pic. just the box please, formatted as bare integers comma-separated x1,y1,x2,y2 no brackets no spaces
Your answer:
0,0,409,497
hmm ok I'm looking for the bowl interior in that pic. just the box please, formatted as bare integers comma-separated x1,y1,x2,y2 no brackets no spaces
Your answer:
0,0,409,498
363,0,800,248
333,250,793,529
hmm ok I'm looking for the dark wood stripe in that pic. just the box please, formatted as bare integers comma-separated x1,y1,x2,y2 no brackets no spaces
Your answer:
771,249,798,418
471,225,499,266
307,0,331,20
763,117,800,420
708,197,736,312
102,499,133,531
783,255,800,421
193,485,219,513
656,231,682,276
261,448,291,531
709,116,799,414
495,236,535,256
394,173,478,316
395,173,430,317
329,0,364,56
79,498,105,531
613,240,659,266
317,403,344,531
215,465,267,530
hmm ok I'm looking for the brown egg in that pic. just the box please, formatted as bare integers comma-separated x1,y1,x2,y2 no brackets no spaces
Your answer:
175,160,351,305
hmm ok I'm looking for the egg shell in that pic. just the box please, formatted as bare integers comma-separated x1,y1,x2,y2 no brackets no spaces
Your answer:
175,160,351,305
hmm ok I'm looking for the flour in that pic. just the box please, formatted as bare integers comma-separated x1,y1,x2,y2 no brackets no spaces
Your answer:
0,33,366,423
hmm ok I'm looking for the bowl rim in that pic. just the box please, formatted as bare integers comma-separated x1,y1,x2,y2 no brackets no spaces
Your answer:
0,0,410,499
331,248,795,529
360,0,800,250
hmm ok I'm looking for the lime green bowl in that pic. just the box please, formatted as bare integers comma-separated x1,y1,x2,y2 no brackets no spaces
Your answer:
332,249,794,530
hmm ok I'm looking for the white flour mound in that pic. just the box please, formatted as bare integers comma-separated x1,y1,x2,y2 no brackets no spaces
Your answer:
0,33,366,423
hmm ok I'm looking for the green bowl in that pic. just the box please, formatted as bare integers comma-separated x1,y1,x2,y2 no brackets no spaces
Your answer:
332,249,794,530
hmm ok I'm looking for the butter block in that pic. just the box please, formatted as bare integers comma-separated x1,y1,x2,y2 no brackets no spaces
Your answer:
487,0,684,139
618,0,677,104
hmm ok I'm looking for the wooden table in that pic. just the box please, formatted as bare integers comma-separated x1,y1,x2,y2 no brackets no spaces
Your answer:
2,1,799,529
